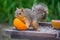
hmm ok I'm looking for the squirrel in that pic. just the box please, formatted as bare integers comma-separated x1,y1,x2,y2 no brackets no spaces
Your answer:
15,3,48,30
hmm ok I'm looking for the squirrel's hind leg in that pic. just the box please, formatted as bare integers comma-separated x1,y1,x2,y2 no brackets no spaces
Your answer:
31,19,40,31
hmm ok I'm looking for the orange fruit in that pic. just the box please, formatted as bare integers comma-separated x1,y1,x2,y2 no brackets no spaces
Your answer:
51,20,60,29
13,18,28,30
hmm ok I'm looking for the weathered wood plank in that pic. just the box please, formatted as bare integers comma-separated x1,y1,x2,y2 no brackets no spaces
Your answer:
4,22,60,40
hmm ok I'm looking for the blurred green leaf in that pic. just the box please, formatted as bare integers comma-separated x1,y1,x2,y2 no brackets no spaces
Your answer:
0,0,59,25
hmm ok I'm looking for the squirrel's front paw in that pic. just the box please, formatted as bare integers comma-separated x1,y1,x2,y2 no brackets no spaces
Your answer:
34,28,40,31
36,29,40,31
35,28,40,31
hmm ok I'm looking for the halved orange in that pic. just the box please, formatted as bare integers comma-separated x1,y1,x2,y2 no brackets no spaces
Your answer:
13,18,28,30
51,20,60,29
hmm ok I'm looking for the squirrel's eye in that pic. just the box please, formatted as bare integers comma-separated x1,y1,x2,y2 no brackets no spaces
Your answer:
19,13,21,15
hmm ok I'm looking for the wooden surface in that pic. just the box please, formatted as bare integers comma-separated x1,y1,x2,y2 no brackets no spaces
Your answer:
5,22,60,40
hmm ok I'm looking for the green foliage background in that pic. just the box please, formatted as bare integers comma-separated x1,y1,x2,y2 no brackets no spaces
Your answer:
0,0,60,25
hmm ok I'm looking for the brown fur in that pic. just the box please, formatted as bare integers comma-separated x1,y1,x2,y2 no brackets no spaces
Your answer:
15,3,48,30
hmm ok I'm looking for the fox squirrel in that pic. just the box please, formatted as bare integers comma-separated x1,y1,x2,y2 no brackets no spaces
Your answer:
15,3,48,30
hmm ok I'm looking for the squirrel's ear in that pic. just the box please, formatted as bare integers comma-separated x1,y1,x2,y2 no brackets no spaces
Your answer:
21,8,24,12
20,8,24,14
16,7,18,10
